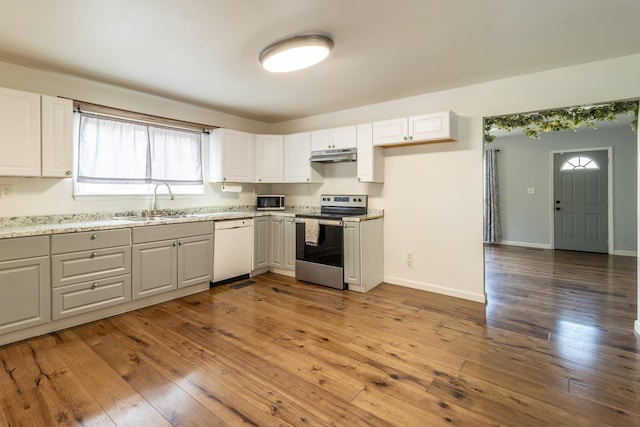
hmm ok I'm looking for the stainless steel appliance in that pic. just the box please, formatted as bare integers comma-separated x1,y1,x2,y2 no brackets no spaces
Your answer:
256,194,285,210
309,147,357,163
295,194,367,289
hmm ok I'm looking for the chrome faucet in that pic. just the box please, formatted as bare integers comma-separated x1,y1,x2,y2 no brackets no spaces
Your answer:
152,183,174,216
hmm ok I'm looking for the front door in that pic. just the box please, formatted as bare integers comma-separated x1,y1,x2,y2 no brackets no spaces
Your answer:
553,150,608,253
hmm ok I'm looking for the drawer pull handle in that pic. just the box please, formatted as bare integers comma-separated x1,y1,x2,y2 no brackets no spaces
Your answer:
91,282,99,289
91,233,98,240
91,251,98,258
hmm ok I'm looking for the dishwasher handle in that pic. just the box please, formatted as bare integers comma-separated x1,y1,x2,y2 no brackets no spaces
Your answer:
215,219,254,230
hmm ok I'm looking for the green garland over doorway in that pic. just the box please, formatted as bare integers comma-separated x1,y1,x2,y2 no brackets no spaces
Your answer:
484,101,638,143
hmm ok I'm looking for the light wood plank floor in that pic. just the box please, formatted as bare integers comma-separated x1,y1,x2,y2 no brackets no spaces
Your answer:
0,245,638,426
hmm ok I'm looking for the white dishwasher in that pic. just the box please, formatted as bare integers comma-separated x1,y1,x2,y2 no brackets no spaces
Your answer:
213,218,254,283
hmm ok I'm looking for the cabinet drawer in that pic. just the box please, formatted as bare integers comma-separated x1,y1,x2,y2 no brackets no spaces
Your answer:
52,274,131,320
52,229,131,254
52,246,131,288
0,235,49,262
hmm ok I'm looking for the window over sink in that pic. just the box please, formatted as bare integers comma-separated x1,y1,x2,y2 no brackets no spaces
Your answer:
74,111,205,196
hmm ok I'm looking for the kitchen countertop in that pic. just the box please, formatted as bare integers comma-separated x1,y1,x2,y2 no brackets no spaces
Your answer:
0,207,384,239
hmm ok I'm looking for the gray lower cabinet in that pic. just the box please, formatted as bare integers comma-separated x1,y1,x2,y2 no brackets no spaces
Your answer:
269,216,284,268
343,218,384,292
132,239,178,299
343,222,361,285
253,216,269,269
253,215,295,272
283,217,296,270
0,236,50,335
178,234,214,288
132,222,214,300
51,229,132,321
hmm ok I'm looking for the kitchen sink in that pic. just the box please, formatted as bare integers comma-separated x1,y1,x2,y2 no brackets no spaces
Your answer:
114,214,201,222
114,216,165,222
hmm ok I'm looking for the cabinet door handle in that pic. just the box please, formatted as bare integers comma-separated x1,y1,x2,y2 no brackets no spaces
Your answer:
65,170,72,176
91,282,99,289
91,251,98,258
172,241,178,247
403,136,408,141
408,136,413,140
91,233,98,240
178,240,183,246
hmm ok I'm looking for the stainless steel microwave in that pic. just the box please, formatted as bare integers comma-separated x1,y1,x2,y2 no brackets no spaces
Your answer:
257,195,285,210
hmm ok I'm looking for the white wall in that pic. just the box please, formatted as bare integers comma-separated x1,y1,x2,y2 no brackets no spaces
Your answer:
490,126,637,254
272,54,640,308
0,60,274,216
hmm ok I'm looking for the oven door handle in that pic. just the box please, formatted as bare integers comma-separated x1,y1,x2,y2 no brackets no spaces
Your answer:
295,218,343,226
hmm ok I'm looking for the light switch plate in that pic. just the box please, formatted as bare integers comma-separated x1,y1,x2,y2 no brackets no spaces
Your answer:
527,187,536,194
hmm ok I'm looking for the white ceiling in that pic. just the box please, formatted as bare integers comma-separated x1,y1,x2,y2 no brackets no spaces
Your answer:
2,0,640,123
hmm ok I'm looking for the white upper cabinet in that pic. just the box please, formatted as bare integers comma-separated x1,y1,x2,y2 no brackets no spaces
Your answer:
311,125,357,151
0,88,73,178
283,132,323,183
209,128,256,183
255,134,283,183
373,111,458,147
41,95,73,178
0,87,41,177
356,123,384,183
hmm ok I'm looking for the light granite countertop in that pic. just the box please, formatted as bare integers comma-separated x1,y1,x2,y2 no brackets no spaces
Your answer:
0,207,383,239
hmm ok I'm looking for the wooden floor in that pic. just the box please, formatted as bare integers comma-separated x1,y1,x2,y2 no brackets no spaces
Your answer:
0,246,638,426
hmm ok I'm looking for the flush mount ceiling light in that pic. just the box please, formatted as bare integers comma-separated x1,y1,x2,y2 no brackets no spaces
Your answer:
259,35,334,73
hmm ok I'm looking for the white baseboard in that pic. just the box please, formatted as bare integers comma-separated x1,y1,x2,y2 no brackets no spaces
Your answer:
635,320,640,336
612,250,638,257
384,276,486,303
269,267,295,277
499,241,552,250
499,241,637,256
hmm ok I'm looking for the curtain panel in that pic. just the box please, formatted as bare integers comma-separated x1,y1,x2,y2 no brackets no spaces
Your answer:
77,113,203,185
484,148,502,243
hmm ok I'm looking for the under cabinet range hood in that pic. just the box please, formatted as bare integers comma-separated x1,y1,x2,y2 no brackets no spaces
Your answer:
309,147,357,163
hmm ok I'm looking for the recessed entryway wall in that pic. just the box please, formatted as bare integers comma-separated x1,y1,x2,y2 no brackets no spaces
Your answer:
487,124,637,255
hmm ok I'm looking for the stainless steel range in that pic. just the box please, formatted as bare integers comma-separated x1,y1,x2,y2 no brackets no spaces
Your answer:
295,195,367,290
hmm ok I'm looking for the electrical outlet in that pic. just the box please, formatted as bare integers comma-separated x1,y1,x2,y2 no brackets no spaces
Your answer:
0,184,12,199
406,252,413,268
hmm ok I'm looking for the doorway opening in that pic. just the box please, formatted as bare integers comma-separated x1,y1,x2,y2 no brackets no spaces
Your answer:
483,100,638,338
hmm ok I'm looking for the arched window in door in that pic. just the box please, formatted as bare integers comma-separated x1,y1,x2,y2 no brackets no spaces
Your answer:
560,156,600,171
